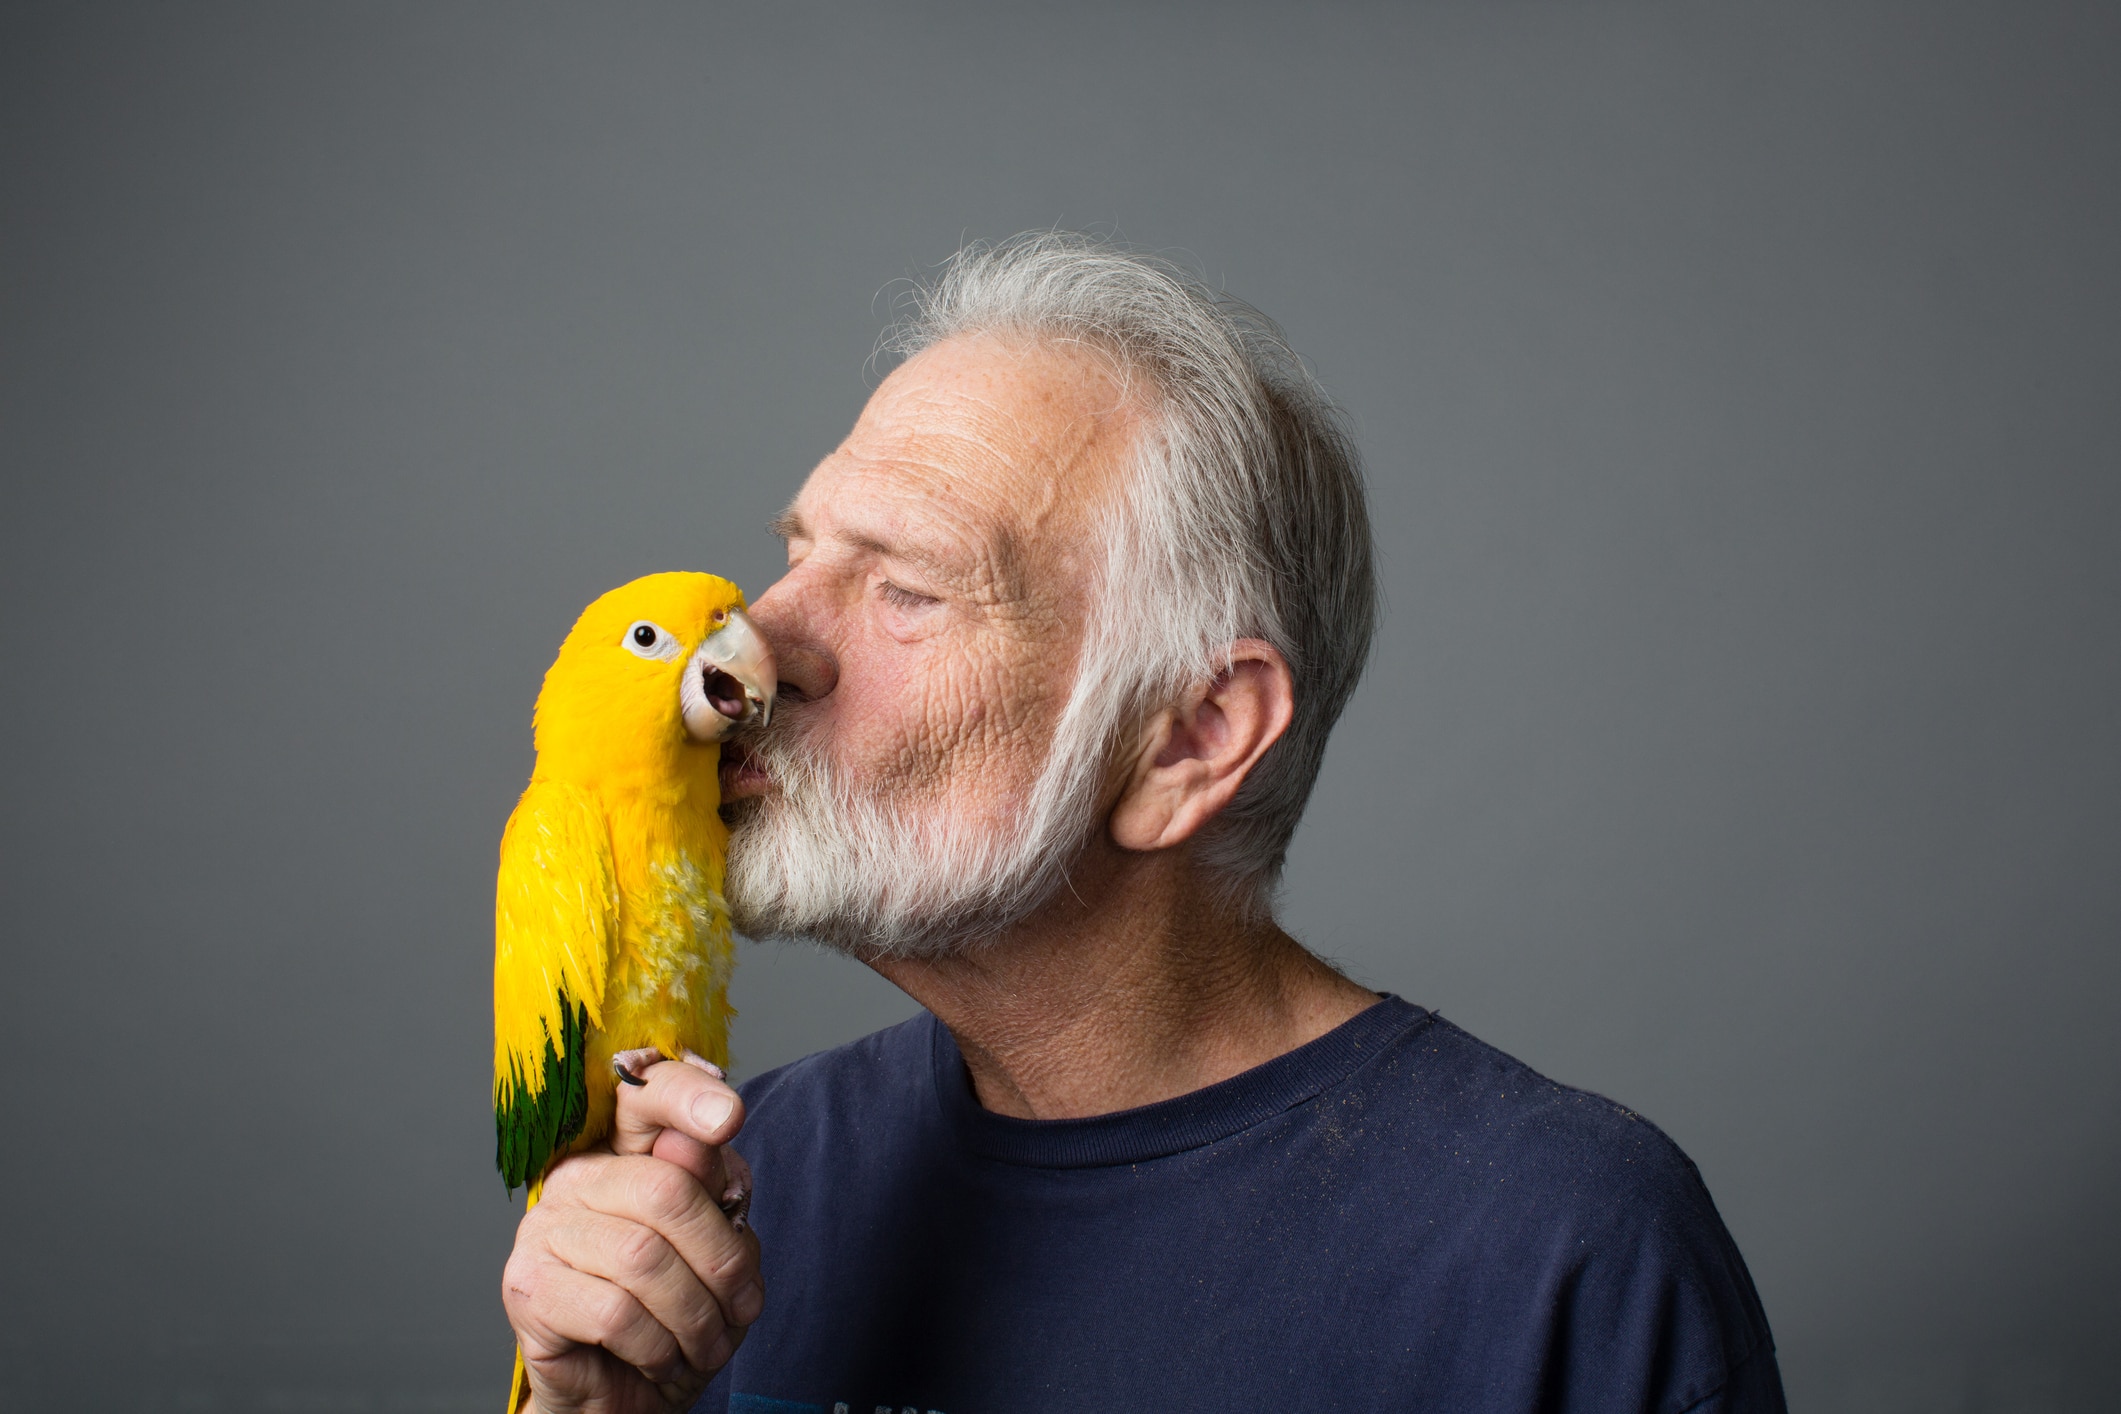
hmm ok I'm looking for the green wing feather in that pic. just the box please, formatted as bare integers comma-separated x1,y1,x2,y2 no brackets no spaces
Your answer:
492,780,615,1192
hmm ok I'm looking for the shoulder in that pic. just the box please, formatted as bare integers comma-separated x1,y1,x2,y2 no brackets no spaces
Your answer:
1352,1015,1778,1410
1368,1013,1720,1211
1364,1015,1753,1285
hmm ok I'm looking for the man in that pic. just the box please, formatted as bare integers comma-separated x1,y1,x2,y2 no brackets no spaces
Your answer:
501,234,1785,1413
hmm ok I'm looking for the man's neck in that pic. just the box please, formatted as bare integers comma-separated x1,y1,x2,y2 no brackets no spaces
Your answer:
868,852,1379,1120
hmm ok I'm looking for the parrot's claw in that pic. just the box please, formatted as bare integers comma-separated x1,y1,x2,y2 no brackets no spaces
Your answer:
612,1047,727,1086
612,1047,662,1086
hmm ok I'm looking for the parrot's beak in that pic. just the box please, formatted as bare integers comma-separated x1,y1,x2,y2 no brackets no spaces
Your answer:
682,607,777,742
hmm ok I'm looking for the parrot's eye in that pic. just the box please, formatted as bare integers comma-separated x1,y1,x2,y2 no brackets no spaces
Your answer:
622,620,682,662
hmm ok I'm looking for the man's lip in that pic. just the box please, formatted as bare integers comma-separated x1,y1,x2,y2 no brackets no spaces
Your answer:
718,741,771,801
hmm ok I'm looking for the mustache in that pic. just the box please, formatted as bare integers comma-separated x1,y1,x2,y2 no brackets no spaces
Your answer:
723,693,830,757
716,707,825,828
718,702,857,832
719,702,822,784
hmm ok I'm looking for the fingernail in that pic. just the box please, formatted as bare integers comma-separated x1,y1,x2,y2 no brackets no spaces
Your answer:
690,1091,735,1134
733,1280,764,1324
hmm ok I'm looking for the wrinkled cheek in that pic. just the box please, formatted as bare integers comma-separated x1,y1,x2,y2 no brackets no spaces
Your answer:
943,717,1066,833
827,635,1060,814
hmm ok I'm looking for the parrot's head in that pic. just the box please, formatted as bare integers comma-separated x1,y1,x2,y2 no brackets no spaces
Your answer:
531,572,776,787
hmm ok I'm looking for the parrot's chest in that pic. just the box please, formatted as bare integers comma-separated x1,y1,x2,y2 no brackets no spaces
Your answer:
607,847,733,1025
570,837,737,1159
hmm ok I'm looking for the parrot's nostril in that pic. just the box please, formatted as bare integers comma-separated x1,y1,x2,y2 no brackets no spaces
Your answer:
703,667,749,719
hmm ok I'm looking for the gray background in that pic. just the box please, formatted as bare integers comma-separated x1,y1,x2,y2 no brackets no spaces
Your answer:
2,2,2116,1410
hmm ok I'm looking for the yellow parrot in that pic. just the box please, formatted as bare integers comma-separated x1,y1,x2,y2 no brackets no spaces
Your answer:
493,571,774,1412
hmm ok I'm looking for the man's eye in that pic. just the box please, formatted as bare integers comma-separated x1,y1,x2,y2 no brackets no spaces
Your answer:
879,581,937,610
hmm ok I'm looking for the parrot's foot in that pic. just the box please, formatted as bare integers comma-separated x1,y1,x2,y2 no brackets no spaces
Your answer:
611,1047,728,1086
719,1145,753,1231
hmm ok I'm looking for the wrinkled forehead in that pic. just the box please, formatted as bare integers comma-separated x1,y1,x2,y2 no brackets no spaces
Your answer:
795,334,1144,585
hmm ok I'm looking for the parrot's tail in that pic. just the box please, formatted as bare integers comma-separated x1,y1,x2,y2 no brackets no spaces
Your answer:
506,1178,545,1413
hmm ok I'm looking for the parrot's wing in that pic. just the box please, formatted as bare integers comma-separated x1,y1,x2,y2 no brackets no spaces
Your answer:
493,779,616,1191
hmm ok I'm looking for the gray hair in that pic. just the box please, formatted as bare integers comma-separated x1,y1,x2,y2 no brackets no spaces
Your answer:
887,232,1379,912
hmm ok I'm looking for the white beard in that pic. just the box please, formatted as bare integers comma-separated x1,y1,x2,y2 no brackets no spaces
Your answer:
723,684,1118,959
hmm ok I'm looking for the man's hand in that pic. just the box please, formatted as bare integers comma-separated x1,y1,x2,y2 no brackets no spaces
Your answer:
502,1061,763,1413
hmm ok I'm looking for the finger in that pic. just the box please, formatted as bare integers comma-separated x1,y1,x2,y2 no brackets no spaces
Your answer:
611,1058,744,1153
642,1137,750,1229
650,1126,723,1196
504,1255,698,1388
517,1343,687,1414
539,1208,726,1373
572,1152,766,1332
537,1146,722,1218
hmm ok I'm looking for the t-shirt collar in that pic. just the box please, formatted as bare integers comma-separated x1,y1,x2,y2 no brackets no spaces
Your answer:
927,994,1430,1168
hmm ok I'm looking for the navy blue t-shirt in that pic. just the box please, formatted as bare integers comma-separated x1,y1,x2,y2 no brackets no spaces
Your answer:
698,997,1783,1414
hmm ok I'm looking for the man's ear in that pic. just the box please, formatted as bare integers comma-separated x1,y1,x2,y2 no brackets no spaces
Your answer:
1109,639,1295,853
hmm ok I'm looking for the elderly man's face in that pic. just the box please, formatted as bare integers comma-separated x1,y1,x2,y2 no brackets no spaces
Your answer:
722,334,1142,953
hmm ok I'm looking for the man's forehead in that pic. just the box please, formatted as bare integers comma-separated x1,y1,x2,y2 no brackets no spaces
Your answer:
882,332,1132,427
778,446,1026,565
785,334,1138,560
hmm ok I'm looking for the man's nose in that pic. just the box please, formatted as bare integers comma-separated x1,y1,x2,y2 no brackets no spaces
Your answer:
747,581,839,704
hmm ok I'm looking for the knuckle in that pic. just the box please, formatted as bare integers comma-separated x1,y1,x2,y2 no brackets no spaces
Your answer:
704,1235,756,1287
632,1160,696,1217
612,1223,668,1283
515,1203,561,1246
681,1308,728,1374
502,1245,535,1284
500,1254,546,1314
586,1283,636,1339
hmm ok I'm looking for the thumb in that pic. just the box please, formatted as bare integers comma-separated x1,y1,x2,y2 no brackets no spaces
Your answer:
608,1057,745,1195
